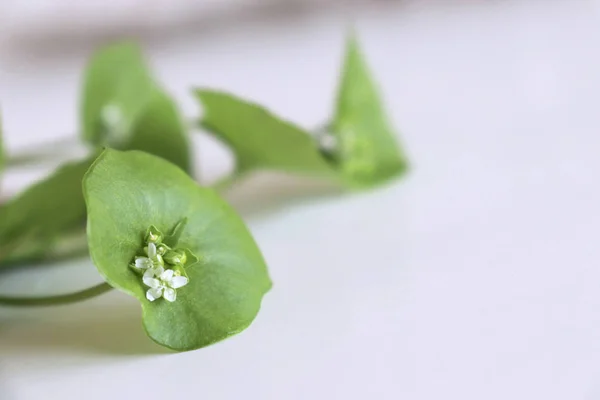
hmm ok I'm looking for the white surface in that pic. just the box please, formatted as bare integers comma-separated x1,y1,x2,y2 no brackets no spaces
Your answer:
2,1,600,399
0,0,340,43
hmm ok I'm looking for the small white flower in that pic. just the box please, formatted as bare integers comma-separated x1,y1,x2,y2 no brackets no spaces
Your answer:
146,242,157,258
101,103,129,146
101,104,122,128
315,129,338,153
143,266,188,302
134,257,153,270
133,242,163,271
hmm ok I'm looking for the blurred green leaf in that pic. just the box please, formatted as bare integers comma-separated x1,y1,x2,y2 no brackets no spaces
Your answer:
0,156,96,264
128,91,193,173
84,149,271,351
328,34,409,188
80,42,156,147
195,90,332,176
81,42,193,174
194,34,408,189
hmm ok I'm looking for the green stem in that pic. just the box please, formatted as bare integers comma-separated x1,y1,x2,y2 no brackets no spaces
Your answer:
0,226,89,270
5,136,81,168
211,171,245,192
0,282,113,307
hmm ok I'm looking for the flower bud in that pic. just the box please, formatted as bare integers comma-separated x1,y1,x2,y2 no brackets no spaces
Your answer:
145,226,163,244
164,249,187,266
156,243,170,256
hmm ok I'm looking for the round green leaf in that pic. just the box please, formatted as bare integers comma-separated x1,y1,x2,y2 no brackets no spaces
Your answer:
329,34,409,188
83,149,272,351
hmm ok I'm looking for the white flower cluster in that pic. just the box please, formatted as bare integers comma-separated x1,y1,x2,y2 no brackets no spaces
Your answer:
132,233,189,303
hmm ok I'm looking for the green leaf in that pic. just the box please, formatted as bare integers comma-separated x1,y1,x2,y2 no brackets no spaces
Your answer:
328,34,409,188
163,218,188,248
195,90,332,176
127,91,193,173
83,149,271,351
81,42,156,147
0,156,96,264
81,42,193,174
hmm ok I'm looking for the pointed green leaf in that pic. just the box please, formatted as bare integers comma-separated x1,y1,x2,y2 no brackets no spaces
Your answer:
195,90,332,176
329,35,409,187
83,149,271,351
0,156,96,264
81,42,156,147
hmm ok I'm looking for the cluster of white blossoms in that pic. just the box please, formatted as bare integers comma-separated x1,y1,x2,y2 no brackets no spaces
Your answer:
131,228,189,303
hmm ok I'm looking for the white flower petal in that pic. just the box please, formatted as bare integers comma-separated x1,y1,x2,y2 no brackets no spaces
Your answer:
160,269,174,281
147,242,157,258
143,268,155,279
153,266,164,277
170,276,188,289
146,287,163,301
143,276,161,289
134,257,152,269
101,104,122,126
163,288,176,302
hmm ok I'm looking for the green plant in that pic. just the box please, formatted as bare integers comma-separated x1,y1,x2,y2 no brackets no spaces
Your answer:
0,33,408,352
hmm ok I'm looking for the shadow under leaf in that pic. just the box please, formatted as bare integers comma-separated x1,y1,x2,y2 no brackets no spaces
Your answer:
0,294,172,356
223,171,345,220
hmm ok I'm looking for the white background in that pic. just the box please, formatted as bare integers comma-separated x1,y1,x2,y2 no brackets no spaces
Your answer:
1,0,600,399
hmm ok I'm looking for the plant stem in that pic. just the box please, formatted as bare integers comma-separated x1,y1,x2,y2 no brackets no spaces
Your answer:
0,226,89,270
0,282,113,307
5,136,82,168
210,171,245,192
